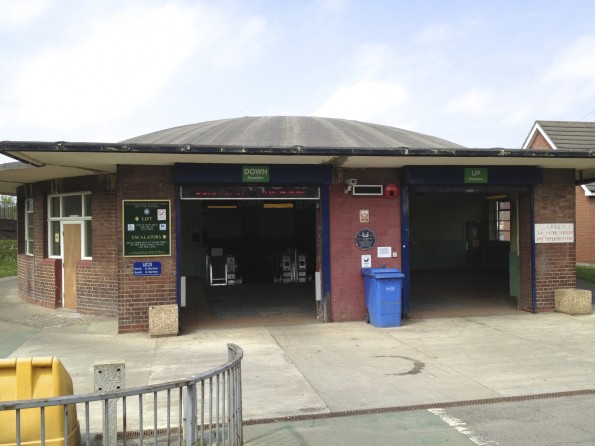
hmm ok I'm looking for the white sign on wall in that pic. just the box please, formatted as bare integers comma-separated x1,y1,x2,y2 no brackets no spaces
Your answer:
534,223,574,243
361,255,371,268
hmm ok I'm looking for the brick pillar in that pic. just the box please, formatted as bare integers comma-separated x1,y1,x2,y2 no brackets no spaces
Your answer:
117,166,177,333
531,169,576,312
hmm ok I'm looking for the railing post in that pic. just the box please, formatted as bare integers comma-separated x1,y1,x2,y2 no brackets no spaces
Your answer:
184,383,197,446
94,361,125,446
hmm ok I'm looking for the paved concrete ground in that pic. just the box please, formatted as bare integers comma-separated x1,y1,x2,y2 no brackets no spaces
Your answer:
2,276,595,444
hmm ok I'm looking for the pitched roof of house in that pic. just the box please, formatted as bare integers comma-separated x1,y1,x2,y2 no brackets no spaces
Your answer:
523,120,595,150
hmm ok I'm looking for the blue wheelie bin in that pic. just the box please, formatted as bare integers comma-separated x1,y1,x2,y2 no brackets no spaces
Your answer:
361,268,405,327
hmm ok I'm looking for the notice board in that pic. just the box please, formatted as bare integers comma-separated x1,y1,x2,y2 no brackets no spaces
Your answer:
123,200,171,257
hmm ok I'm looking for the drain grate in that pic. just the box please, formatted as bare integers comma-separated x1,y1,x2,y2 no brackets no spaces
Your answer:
243,388,595,425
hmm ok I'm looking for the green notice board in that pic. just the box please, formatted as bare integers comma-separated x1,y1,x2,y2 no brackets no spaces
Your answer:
464,168,488,184
123,200,171,257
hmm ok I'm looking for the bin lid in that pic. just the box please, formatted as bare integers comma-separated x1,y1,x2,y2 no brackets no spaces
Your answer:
361,267,404,278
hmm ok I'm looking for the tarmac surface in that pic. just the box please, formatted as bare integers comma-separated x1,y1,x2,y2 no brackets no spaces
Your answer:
2,275,595,444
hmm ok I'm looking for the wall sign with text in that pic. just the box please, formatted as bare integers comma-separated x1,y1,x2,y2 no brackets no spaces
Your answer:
123,200,171,257
534,223,574,243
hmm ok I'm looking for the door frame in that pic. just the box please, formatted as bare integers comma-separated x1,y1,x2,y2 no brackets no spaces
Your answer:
61,221,83,309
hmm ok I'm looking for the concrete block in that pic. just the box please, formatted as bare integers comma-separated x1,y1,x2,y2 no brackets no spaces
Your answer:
149,304,179,337
555,289,592,315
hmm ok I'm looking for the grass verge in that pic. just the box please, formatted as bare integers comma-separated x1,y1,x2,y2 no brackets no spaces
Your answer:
0,239,17,278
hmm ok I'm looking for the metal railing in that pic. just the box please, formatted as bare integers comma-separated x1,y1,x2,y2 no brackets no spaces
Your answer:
0,344,243,446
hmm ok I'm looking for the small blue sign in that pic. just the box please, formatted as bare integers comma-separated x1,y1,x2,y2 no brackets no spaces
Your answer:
133,261,162,276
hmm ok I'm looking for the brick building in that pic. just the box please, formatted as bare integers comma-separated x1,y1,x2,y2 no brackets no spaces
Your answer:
522,120,595,264
1,116,594,333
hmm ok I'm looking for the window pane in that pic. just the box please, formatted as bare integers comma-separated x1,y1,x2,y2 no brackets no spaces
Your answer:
84,194,92,216
50,197,60,218
27,240,34,255
85,220,92,257
63,195,82,217
26,221,33,239
51,221,61,256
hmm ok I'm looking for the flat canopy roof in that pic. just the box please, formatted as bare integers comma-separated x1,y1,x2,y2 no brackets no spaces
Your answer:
1,116,595,194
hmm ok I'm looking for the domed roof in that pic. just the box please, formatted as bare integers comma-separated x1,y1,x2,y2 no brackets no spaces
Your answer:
121,116,464,149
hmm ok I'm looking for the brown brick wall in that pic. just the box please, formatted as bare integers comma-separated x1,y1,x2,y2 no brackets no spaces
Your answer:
329,169,400,322
528,131,554,150
76,189,118,316
116,165,177,333
16,175,119,314
530,169,576,312
576,187,595,263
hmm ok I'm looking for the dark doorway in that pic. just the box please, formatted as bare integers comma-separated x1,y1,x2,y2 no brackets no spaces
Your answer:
407,190,520,317
179,198,318,326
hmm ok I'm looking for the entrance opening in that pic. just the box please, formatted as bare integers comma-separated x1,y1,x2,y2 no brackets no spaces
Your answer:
408,189,522,318
179,197,318,327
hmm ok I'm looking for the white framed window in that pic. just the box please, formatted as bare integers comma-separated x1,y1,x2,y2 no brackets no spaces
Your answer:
489,200,510,241
48,192,92,259
25,198,34,255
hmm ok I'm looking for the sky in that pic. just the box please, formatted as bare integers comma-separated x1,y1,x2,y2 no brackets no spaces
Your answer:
1,0,595,164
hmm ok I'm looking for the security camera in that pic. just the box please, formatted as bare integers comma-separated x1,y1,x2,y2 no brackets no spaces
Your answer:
345,178,358,185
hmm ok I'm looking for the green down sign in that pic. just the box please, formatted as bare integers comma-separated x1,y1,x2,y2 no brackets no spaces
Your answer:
243,165,269,182
123,200,171,257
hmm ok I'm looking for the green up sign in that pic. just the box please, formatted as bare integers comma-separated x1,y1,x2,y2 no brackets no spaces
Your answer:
243,165,269,183
464,168,488,184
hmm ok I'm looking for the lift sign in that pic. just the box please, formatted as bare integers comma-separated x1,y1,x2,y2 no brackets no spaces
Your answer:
243,165,269,183
133,262,162,276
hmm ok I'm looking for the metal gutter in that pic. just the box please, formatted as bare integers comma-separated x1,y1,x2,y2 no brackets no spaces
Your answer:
2,141,595,159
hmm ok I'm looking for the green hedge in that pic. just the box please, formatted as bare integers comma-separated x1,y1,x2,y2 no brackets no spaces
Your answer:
577,265,595,284
0,240,17,278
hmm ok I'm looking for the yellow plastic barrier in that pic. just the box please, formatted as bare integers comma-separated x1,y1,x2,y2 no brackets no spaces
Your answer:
0,357,80,446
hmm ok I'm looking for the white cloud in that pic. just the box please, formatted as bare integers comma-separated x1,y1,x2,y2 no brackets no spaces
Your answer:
444,88,494,114
8,3,199,132
313,79,408,122
543,35,595,81
3,2,269,137
351,43,395,77
414,24,453,45
0,0,53,28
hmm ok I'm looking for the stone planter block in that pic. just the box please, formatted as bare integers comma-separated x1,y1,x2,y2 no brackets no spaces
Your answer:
148,304,179,336
554,289,592,315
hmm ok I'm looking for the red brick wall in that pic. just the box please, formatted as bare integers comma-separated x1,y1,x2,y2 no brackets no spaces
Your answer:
329,169,400,321
17,189,61,308
76,189,119,316
116,166,177,333
16,176,119,314
530,169,576,312
575,186,595,263
528,132,554,150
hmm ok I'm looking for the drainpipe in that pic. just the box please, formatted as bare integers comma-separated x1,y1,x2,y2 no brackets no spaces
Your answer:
530,187,537,313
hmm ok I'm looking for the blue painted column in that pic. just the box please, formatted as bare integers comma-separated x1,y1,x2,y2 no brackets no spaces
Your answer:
400,183,411,318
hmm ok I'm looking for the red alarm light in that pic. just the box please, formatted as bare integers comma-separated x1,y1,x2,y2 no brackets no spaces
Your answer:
384,184,399,198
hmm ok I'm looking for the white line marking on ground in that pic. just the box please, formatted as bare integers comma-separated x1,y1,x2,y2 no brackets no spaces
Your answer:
428,408,500,446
